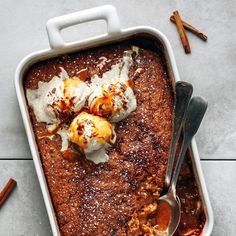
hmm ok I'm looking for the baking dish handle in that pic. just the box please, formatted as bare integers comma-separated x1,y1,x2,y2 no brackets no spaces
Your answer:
46,5,121,49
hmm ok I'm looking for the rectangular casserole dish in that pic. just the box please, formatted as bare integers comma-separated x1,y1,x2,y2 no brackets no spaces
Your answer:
14,5,213,236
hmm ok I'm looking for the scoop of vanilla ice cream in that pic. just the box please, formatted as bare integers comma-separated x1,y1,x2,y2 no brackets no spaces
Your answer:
88,82,137,122
44,77,90,119
69,112,116,153
88,50,137,122
26,68,90,126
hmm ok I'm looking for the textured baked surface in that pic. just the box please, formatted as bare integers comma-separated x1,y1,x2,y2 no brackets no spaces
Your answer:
25,39,205,235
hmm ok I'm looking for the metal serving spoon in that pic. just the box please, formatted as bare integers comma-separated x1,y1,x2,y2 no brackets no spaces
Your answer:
154,96,208,236
165,81,193,188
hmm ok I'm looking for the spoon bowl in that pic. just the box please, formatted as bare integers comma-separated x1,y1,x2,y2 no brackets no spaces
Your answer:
154,190,181,236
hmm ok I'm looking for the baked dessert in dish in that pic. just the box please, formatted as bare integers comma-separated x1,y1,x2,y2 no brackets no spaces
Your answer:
24,37,205,236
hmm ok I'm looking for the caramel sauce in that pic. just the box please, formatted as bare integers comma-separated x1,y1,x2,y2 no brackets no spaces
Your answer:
77,68,89,80
61,148,79,162
127,79,134,88
90,91,115,118
154,201,172,231
89,82,131,119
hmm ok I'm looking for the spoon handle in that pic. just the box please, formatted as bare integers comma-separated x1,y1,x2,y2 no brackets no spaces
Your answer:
170,96,208,190
165,81,193,188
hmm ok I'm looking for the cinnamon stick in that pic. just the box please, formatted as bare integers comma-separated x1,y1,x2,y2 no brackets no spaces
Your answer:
173,11,191,54
170,15,207,41
0,178,17,207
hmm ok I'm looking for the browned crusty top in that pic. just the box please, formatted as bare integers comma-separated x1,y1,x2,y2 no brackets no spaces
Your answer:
25,40,175,235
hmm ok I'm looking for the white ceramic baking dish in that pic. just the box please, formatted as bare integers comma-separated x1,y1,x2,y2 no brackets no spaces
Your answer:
14,5,213,236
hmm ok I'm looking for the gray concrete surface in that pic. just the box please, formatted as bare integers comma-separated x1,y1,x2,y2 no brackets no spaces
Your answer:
202,161,236,236
0,0,235,235
0,161,51,236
